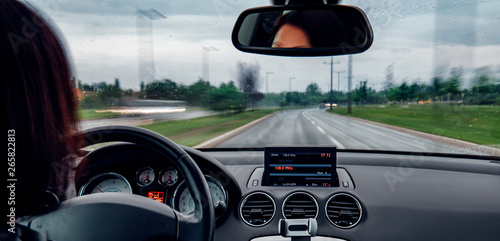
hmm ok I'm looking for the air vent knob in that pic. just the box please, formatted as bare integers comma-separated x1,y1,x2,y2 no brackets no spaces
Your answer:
250,208,263,215
339,210,353,216
291,208,305,216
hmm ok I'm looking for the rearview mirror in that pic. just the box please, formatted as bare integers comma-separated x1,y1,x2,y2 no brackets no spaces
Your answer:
232,4,373,56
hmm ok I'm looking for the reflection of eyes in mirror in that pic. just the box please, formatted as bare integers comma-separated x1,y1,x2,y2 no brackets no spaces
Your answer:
271,10,348,48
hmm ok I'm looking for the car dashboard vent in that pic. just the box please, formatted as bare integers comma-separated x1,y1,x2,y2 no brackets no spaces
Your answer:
283,192,318,219
240,192,276,227
326,193,362,228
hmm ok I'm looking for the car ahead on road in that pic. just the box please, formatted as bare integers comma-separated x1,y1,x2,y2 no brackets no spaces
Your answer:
7,0,500,241
320,103,337,108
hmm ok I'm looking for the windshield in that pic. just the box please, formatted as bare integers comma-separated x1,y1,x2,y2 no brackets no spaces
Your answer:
25,0,500,156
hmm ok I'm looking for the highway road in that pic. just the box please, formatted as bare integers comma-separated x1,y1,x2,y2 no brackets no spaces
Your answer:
216,108,490,155
80,109,215,130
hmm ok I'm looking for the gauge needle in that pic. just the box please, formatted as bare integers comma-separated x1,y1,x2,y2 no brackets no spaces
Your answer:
96,187,103,193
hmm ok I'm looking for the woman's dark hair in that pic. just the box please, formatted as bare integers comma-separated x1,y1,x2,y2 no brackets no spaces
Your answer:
1,0,81,217
273,10,348,48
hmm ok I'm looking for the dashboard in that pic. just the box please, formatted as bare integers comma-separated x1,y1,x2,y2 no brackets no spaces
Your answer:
75,143,500,241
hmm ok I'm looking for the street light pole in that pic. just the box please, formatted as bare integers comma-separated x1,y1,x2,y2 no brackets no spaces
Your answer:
347,55,353,114
266,71,273,93
323,57,339,110
289,77,295,92
136,8,166,86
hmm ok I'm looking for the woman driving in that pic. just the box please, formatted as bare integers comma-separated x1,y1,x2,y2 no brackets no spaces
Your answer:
1,0,82,239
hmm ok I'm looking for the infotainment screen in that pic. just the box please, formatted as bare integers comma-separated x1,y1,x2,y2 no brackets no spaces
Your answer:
263,146,338,187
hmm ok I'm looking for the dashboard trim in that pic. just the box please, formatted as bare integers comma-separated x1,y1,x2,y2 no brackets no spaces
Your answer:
198,147,500,161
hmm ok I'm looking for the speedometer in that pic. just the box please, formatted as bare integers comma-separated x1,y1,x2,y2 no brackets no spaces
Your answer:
78,172,133,196
172,175,227,217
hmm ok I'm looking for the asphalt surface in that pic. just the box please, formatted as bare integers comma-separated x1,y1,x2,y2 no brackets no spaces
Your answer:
215,108,489,155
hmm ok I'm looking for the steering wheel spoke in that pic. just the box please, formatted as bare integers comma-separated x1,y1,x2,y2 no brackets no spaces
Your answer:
31,193,177,240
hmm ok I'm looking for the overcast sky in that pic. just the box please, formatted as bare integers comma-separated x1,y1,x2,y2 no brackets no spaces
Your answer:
25,0,500,92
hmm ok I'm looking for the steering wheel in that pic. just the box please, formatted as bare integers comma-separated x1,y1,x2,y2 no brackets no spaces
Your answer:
29,126,215,241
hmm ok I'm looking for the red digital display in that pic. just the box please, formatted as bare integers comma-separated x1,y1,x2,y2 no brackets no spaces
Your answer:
274,166,294,171
148,191,165,203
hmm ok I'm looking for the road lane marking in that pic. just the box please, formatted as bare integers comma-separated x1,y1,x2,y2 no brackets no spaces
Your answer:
311,121,316,125
317,126,326,134
328,135,345,149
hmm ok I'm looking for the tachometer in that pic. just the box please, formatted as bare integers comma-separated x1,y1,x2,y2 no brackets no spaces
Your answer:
172,175,227,217
78,172,133,196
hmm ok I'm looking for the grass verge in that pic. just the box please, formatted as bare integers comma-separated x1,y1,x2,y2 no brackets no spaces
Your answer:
328,104,500,147
139,109,279,147
79,109,122,120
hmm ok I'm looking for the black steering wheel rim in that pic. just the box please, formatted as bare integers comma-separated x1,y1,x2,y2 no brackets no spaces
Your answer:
84,126,215,240
30,126,215,241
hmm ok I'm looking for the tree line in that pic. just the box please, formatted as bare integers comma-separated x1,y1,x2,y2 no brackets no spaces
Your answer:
79,65,500,111
378,67,500,105
79,62,263,112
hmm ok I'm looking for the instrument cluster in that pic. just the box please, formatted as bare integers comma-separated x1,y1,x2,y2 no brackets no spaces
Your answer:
79,165,228,218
